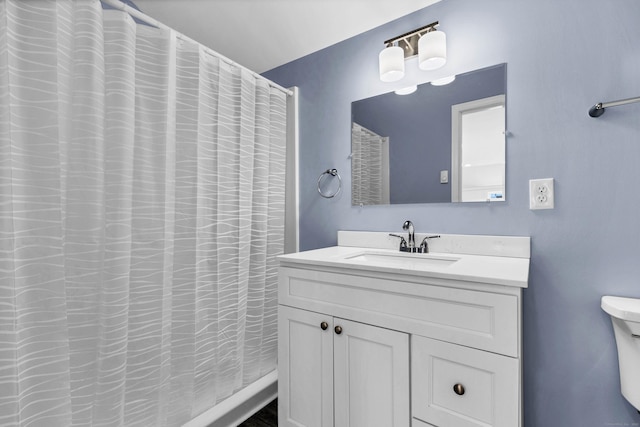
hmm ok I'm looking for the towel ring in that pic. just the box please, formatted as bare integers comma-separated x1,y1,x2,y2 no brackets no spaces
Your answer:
317,169,342,199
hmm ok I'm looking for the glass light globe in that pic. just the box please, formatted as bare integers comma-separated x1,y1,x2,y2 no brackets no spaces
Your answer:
395,85,417,95
379,45,405,82
419,31,447,71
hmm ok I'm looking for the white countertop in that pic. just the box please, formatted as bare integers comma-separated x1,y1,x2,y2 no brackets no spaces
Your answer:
279,232,530,288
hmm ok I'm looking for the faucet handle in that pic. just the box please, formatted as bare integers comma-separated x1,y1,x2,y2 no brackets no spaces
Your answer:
419,235,441,253
389,233,408,250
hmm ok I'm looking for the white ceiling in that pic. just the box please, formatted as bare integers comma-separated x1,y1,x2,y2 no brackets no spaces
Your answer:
134,0,441,74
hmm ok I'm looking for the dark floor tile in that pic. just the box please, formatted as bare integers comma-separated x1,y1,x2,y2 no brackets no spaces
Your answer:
238,398,277,427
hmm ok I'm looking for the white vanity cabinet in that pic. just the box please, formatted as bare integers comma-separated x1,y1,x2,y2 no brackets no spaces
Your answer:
278,305,409,427
277,232,529,427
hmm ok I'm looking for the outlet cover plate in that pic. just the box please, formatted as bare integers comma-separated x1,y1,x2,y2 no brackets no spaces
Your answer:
529,178,554,210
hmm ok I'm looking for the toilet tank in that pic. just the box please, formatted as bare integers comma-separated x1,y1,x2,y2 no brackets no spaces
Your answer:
602,296,640,411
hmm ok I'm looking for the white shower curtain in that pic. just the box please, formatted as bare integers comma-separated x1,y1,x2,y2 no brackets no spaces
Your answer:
351,122,388,206
0,1,286,426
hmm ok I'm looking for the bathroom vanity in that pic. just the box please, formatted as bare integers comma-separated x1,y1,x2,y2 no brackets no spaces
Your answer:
277,231,529,427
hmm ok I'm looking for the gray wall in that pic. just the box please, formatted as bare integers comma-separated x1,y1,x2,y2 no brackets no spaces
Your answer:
264,0,640,425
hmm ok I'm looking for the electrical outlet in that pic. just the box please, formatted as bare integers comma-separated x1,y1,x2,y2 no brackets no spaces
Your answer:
529,178,554,210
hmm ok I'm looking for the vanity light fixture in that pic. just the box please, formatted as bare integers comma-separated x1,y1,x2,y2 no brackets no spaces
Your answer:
378,21,446,83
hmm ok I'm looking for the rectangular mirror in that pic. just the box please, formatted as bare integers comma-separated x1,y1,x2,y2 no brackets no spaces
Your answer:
351,63,506,205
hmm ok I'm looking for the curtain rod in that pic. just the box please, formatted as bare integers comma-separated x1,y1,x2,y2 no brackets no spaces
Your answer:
100,0,293,97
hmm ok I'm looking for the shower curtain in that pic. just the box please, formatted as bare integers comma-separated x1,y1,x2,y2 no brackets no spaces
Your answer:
0,1,286,426
351,122,388,205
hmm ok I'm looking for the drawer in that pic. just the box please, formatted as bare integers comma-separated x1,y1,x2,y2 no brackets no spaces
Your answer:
279,267,520,356
412,336,519,427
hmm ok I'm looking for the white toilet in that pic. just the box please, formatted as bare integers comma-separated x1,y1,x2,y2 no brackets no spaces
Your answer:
602,295,640,411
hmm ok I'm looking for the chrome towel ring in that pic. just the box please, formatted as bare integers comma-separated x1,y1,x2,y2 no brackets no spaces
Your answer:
317,168,342,199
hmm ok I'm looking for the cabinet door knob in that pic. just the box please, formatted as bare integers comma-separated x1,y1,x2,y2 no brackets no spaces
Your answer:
334,325,343,335
453,383,465,396
320,321,329,330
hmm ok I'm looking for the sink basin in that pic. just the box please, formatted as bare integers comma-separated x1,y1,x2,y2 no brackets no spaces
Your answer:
343,251,460,270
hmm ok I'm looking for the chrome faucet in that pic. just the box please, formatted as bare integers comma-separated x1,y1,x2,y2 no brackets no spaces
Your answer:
403,220,415,251
389,220,441,253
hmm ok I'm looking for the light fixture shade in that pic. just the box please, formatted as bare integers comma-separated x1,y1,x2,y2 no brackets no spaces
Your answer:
395,85,417,95
431,75,456,86
418,30,446,70
379,45,405,82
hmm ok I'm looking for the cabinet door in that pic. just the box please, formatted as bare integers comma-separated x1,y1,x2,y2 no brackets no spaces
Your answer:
333,318,410,427
412,336,519,427
279,305,334,427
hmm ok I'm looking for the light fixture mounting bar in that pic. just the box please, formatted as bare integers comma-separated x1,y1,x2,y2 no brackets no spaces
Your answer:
383,21,439,59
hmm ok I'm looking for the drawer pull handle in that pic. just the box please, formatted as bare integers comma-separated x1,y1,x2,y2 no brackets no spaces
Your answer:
320,321,329,330
453,383,465,396
334,325,343,335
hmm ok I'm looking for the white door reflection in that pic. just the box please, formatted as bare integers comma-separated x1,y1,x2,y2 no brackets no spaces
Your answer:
451,95,506,202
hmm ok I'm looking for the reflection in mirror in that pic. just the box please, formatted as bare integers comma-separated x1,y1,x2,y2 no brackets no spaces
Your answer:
452,94,505,202
351,63,506,205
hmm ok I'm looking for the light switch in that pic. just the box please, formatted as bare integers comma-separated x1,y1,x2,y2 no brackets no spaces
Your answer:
440,170,449,184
